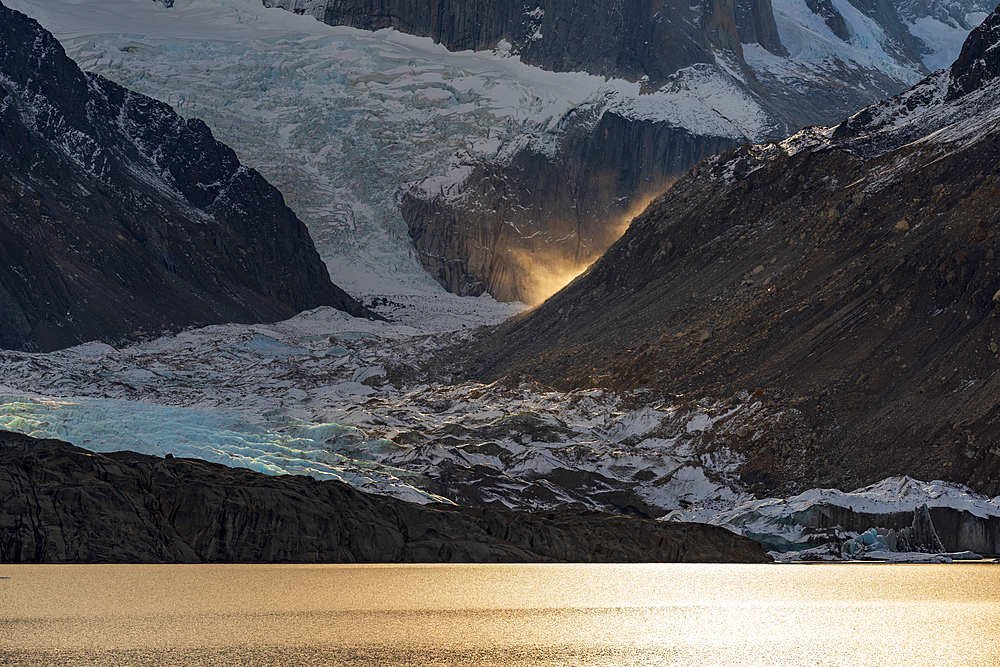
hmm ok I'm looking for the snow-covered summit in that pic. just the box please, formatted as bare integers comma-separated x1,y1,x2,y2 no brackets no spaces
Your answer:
796,4,1000,158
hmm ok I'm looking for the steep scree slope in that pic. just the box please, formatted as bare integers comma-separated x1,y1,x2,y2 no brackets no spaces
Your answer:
0,2,372,352
473,6,1000,497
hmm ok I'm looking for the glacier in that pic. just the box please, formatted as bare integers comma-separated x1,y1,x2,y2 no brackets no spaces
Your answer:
3,304,998,554
9,0,986,300
7,0,777,300
0,305,764,512
4,0,999,556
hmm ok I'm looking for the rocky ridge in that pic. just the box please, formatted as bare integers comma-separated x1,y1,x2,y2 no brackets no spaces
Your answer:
0,2,373,352
0,432,770,564
470,5,1000,498
400,112,737,303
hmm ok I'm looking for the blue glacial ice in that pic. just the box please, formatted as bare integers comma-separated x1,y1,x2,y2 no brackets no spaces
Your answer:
0,395,451,505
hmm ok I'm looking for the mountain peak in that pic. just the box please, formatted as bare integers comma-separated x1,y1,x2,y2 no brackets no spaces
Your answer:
947,5,1000,100
0,2,377,351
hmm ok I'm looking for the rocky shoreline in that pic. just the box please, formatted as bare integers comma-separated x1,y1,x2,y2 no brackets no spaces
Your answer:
0,433,770,564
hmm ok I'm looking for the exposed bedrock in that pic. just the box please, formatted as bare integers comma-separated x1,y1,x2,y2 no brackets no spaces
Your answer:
0,434,771,564
0,3,375,353
401,113,739,304
266,0,785,86
736,0,788,55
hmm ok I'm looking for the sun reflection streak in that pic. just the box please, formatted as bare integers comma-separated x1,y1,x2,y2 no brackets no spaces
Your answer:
3,564,999,666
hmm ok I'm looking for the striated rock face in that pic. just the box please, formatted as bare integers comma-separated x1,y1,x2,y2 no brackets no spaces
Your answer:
470,6,1000,497
0,2,374,352
401,113,738,303
267,0,758,86
736,0,788,55
0,434,771,564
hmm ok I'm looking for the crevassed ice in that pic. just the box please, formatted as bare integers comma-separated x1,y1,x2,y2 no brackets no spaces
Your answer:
0,304,765,513
0,395,453,505
10,0,775,298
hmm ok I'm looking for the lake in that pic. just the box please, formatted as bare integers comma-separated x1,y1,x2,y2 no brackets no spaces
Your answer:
1,563,998,666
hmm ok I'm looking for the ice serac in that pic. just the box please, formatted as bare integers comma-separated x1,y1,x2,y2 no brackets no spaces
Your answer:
0,433,772,564
845,0,929,66
473,3,1000,497
0,2,373,352
696,479,1000,555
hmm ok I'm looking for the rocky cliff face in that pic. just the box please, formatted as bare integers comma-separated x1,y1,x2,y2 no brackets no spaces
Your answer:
0,2,373,352
0,433,770,563
267,0,777,85
470,6,1000,497
401,113,737,303
736,0,788,55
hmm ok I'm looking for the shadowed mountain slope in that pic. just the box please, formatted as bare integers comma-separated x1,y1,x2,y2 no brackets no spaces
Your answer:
0,2,374,352
472,7,1000,497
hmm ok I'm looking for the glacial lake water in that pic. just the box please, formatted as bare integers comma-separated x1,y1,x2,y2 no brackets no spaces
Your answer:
1,563,998,666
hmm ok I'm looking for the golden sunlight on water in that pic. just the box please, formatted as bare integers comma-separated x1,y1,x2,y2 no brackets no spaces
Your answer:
1,563,998,666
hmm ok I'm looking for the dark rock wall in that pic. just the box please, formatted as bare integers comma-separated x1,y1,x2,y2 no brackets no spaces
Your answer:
0,3,373,352
736,0,789,55
402,113,739,303
270,0,772,87
0,434,771,564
